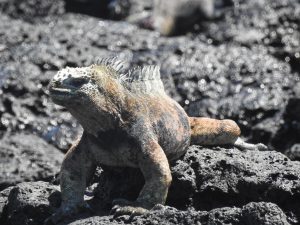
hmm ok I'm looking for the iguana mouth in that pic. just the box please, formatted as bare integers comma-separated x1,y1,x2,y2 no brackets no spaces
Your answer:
49,77,88,95
49,87,73,96
48,86,79,105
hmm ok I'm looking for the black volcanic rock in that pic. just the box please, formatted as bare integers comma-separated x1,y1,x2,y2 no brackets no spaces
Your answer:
62,203,290,225
93,146,300,223
0,133,63,191
0,0,300,224
131,202,291,225
203,0,300,70
0,186,13,224
0,0,65,22
0,146,298,224
2,181,60,225
0,10,299,153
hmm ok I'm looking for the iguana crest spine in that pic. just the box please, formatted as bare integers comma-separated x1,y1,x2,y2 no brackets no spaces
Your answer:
96,57,126,75
95,57,165,94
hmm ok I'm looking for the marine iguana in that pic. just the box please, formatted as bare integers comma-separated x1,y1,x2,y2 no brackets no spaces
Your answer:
128,0,216,36
153,0,215,36
47,58,267,223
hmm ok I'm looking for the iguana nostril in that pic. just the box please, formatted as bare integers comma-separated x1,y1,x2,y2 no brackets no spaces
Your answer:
50,79,61,87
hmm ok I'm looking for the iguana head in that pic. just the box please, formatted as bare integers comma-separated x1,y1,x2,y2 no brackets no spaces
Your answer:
49,66,93,106
49,62,125,104
48,63,126,134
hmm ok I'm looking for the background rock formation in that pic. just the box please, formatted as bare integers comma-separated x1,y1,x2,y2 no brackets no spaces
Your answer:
0,0,299,224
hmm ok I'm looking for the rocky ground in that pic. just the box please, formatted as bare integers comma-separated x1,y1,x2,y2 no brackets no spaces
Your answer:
0,0,300,224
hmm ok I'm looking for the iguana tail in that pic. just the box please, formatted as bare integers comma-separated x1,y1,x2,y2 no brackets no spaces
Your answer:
189,117,267,151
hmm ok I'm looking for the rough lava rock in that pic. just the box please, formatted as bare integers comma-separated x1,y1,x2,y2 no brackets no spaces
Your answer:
0,12,299,154
0,186,13,224
1,181,60,225
0,146,298,224
0,133,63,191
204,0,300,59
0,0,300,224
94,146,300,223
0,0,65,22
131,203,291,225
64,203,291,225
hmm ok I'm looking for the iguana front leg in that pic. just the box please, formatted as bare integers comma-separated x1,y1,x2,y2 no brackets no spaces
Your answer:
111,130,172,218
45,133,96,224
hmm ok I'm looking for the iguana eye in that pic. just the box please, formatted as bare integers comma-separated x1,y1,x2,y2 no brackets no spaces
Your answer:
69,77,89,88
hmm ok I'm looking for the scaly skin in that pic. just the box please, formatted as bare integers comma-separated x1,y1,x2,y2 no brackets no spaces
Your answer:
46,59,266,223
